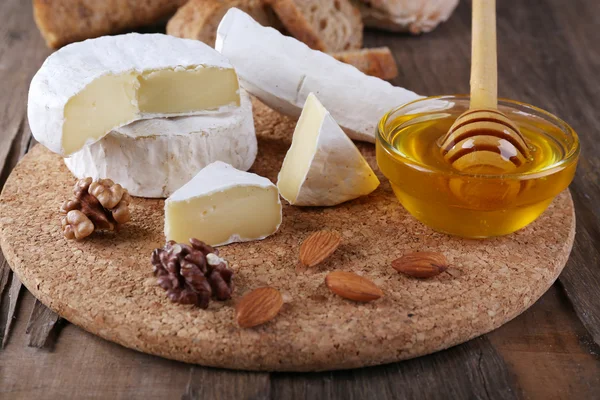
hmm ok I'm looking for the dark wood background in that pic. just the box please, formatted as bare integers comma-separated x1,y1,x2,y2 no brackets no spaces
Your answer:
1,0,599,398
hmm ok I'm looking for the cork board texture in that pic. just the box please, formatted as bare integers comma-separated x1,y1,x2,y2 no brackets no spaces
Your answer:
0,100,575,371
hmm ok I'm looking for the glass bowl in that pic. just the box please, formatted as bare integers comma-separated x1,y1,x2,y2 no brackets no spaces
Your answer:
376,95,580,238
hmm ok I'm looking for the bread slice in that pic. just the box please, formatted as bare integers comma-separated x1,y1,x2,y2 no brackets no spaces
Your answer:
357,0,459,34
167,0,282,46
33,0,188,49
266,0,363,52
330,47,398,80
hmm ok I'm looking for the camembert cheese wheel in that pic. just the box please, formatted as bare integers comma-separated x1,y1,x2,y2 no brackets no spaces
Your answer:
65,91,257,198
29,33,240,156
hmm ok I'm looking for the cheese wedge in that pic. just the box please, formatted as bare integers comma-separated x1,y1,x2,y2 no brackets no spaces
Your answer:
215,8,421,143
165,161,282,246
278,93,380,206
65,90,257,198
28,33,240,156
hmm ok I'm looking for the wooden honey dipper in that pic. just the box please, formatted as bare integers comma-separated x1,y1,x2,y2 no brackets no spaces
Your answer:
439,0,531,174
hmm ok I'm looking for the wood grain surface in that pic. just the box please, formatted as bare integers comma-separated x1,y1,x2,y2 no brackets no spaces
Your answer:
0,0,599,398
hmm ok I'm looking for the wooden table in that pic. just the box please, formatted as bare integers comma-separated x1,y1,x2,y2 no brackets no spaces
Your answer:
1,0,599,398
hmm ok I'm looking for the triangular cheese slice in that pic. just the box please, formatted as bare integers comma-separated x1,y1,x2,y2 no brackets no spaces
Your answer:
277,93,380,206
165,161,282,246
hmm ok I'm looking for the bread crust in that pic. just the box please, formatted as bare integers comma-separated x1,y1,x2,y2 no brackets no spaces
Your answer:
330,47,399,80
267,0,363,52
167,0,280,46
167,0,224,45
33,0,188,48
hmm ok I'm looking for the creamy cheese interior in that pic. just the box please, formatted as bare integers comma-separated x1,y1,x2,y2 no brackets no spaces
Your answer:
62,67,239,155
277,95,325,202
165,186,281,245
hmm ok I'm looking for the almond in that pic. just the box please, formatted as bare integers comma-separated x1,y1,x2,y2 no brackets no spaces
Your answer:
299,230,341,267
325,271,383,302
392,252,449,278
235,287,283,328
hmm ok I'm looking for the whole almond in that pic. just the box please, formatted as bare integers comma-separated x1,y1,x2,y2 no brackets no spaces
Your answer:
299,230,342,267
392,252,449,278
325,271,383,302
236,287,283,328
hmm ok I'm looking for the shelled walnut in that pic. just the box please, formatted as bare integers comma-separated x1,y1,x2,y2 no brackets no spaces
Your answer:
59,177,131,240
151,238,234,308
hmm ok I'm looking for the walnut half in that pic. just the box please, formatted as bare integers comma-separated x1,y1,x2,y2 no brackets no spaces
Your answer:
60,178,131,240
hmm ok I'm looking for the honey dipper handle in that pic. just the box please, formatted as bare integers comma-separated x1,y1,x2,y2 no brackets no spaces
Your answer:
470,0,498,109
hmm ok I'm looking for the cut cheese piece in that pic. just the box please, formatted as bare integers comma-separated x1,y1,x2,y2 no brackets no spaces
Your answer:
65,90,257,198
278,93,380,206
165,161,282,246
215,8,421,143
28,33,240,156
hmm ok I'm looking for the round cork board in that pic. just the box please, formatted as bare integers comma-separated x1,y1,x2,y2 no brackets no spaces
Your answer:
0,101,575,372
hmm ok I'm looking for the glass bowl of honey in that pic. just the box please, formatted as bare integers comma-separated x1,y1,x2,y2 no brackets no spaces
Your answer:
376,95,580,238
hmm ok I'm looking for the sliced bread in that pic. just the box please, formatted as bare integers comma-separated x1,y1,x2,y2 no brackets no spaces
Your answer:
357,0,459,34
266,0,363,52
330,47,399,80
33,0,188,48
167,0,281,46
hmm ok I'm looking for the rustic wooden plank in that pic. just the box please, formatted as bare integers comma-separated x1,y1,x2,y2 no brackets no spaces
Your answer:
0,115,27,188
0,129,32,349
0,258,9,300
271,336,519,400
2,290,272,399
369,2,470,97
0,256,13,347
561,229,600,345
488,285,600,399
543,0,600,346
1,275,22,348
1,292,194,399
0,123,36,349
25,300,62,349
182,367,271,400
0,0,49,174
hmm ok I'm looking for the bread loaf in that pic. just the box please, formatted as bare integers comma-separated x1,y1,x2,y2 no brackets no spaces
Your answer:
330,47,399,80
33,0,188,49
167,0,281,46
357,0,459,34
266,0,363,52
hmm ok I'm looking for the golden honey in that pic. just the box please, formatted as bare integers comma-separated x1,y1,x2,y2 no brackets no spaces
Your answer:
376,96,580,238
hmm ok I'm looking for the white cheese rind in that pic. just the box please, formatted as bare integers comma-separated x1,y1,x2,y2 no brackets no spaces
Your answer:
64,91,257,198
29,33,239,155
215,8,422,143
278,93,380,206
165,161,282,246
